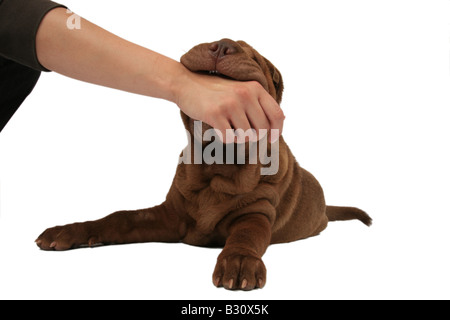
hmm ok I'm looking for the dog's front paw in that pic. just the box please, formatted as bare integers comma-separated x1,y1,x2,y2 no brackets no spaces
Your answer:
35,222,100,251
213,252,267,291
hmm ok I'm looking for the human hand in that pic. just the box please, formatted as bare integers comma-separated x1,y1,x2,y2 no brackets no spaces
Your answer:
173,70,285,143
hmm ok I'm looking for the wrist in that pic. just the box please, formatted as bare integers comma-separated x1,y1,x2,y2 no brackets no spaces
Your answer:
166,61,191,106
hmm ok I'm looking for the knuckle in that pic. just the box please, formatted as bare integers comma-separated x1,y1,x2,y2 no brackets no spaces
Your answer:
273,107,285,120
248,80,262,90
233,84,252,100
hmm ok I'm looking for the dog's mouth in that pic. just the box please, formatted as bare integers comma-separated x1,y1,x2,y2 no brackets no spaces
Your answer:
180,39,270,91
188,64,270,93
197,70,235,81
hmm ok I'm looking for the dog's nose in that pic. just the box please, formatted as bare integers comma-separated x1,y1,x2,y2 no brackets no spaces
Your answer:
209,39,238,58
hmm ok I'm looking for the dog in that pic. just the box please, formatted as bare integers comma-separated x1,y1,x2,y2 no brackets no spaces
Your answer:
36,39,372,291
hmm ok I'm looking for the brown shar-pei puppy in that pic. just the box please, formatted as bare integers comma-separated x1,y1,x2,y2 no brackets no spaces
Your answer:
36,39,372,291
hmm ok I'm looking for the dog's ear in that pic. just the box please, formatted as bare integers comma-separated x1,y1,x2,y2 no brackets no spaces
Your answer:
263,57,284,104
236,40,284,104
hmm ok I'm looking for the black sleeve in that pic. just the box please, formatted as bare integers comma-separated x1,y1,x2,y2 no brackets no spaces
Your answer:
0,0,67,71
0,0,67,132
0,59,41,132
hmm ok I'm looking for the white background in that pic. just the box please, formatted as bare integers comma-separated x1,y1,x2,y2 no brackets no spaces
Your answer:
1,0,449,300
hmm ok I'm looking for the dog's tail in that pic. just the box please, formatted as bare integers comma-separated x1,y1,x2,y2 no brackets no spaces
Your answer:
326,206,372,226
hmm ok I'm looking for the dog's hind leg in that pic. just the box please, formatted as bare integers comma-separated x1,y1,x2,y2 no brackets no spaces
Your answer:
36,201,185,251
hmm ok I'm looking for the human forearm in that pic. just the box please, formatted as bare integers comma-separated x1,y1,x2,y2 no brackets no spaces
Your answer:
36,7,182,103
35,7,284,141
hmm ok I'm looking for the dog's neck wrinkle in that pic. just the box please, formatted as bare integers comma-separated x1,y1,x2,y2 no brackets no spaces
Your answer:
176,161,261,197
208,164,261,195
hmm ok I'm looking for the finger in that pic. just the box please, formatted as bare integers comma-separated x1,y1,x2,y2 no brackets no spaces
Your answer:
229,110,255,144
258,91,285,142
244,102,270,142
211,118,235,144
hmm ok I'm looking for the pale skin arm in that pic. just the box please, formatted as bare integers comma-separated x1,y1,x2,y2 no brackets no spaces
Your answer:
36,8,285,142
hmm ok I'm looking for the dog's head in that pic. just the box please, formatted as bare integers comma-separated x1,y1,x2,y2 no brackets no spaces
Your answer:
181,38,284,104
180,39,284,142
